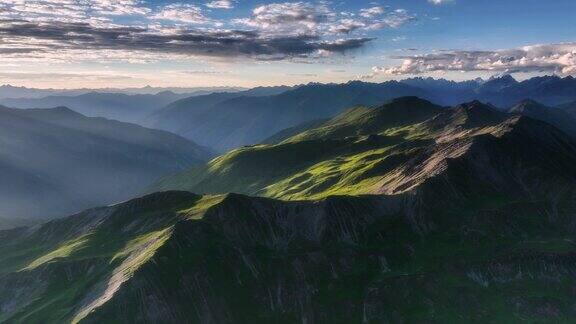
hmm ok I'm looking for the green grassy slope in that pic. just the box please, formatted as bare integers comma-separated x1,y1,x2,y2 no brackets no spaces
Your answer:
152,98,518,200
153,97,444,197
4,96,576,322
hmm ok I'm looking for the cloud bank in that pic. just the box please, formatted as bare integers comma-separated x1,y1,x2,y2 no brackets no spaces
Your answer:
369,43,576,77
0,20,374,61
0,0,416,63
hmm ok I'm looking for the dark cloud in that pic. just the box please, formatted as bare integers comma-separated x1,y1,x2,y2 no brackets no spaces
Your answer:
0,19,373,60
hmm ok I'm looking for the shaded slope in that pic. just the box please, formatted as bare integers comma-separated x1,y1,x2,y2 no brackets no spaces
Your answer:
559,100,576,118
509,99,576,138
0,106,212,226
5,173,576,322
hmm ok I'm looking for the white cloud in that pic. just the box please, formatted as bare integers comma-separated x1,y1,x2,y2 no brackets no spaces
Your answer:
0,0,150,22
235,2,331,36
235,2,415,36
152,4,215,25
359,6,384,18
368,43,576,77
91,0,150,16
206,0,233,9
0,0,415,66
428,0,453,4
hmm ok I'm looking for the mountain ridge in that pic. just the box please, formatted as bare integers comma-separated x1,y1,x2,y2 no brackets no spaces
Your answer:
4,96,576,321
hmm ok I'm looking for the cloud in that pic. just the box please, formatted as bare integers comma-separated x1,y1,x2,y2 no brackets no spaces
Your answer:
152,4,215,25
0,1,415,65
91,0,150,16
235,2,331,36
359,6,384,18
428,0,453,5
206,0,234,10
0,0,150,21
368,43,576,77
236,2,415,36
0,19,373,61
182,70,229,74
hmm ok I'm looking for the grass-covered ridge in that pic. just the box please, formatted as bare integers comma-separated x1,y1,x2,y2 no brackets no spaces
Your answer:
4,96,576,322
3,187,576,322
153,97,444,198
0,191,229,323
153,97,557,201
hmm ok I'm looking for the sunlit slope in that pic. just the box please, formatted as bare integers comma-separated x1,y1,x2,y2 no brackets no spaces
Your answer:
153,97,443,197
154,97,576,202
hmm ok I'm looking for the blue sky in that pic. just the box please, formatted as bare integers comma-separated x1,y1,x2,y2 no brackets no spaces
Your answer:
0,0,574,88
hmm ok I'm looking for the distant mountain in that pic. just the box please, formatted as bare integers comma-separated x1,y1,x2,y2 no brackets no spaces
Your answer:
0,106,212,226
0,85,59,99
148,76,576,153
496,75,576,106
0,84,244,99
0,91,197,124
509,99,576,138
401,75,576,107
6,97,576,322
148,81,436,152
558,100,576,116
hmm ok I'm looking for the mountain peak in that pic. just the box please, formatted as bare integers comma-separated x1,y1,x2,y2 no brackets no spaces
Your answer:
447,100,507,128
509,99,548,113
481,74,518,92
387,96,433,105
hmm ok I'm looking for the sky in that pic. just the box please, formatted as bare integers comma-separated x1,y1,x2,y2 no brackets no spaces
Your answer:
0,0,575,88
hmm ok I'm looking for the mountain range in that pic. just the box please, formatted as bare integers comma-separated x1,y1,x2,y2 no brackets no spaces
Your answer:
1,92,198,124
0,85,244,99
147,82,435,152
0,106,212,226
147,75,576,153
4,76,576,155
3,96,576,322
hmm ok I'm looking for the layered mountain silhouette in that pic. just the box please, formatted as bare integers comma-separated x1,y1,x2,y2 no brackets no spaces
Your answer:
148,82,435,152
403,75,576,107
509,100,576,139
0,106,212,225
3,97,576,322
147,76,576,153
1,92,194,124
